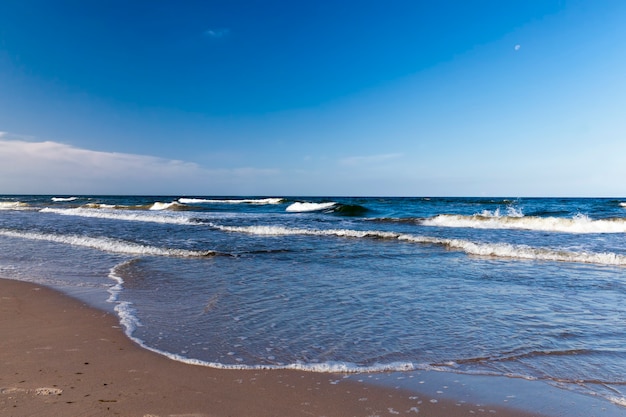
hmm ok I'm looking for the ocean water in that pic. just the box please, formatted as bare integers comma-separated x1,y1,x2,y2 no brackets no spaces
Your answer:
2,195,626,406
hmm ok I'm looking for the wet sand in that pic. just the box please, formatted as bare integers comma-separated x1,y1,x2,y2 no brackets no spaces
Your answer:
1,277,551,416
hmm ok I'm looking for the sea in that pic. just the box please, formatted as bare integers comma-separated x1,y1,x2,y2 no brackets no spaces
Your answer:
2,195,626,408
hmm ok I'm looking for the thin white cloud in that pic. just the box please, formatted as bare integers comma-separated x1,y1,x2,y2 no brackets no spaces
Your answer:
204,28,230,38
0,138,276,194
339,153,404,166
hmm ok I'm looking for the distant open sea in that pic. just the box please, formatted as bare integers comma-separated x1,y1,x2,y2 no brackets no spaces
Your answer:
2,195,626,406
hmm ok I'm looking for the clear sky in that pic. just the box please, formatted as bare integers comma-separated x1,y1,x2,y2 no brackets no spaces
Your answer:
1,0,625,196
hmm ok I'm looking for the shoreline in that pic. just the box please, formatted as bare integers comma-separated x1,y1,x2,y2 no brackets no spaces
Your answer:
0,277,619,417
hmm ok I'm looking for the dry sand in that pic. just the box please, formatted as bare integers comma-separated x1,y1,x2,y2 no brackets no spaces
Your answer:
0,277,546,417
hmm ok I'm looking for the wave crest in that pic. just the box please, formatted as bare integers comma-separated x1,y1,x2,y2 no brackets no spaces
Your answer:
286,202,337,212
0,229,217,257
400,235,626,265
149,201,189,211
211,223,626,266
41,207,197,225
422,213,626,234
0,201,29,210
51,197,79,202
179,197,284,205
285,201,370,216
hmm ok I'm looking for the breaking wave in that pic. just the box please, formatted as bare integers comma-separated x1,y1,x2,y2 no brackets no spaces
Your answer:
331,204,369,217
399,235,626,265
285,201,369,216
149,201,185,211
179,197,284,205
40,207,197,225
82,203,120,209
286,202,337,212
0,201,29,210
211,224,626,266
51,196,79,202
422,213,626,234
0,228,217,257
477,207,524,218
78,201,187,211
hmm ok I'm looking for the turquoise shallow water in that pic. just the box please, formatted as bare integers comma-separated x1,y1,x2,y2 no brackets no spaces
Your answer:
2,195,626,406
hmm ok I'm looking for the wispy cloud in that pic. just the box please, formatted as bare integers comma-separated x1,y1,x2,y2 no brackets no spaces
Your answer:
339,153,403,166
0,137,276,194
204,28,230,39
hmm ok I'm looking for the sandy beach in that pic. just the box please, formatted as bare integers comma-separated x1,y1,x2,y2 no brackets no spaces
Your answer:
0,278,557,417
3,0,626,413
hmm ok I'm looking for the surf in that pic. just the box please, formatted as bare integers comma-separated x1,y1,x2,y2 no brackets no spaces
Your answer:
51,196,79,202
210,223,626,266
421,213,626,234
149,201,186,211
285,201,369,216
179,197,284,205
0,201,30,210
41,207,198,225
286,201,337,212
0,228,218,257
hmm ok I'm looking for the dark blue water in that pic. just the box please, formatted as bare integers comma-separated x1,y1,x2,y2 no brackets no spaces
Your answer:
2,195,626,406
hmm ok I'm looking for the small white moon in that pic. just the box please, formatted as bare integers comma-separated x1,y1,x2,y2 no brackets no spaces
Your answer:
514,44,521,51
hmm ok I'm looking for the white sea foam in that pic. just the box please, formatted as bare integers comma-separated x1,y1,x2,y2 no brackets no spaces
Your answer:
179,197,284,205
178,198,216,204
0,229,215,257
607,395,626,408
51,196,78,202
286,202,337,212
398,235,626,266
107,261,142,334
107,262,125,303
478,206,524,218
41,207,196,225
128,352,420,373
211,224,399,239
83,203,118,209
620,202,626,208
0,201,29,210
211,223,626,266
422,213,626,234
149,201,183,211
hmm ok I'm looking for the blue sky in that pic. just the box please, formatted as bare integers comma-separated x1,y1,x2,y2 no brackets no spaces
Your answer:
1,0,625,196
